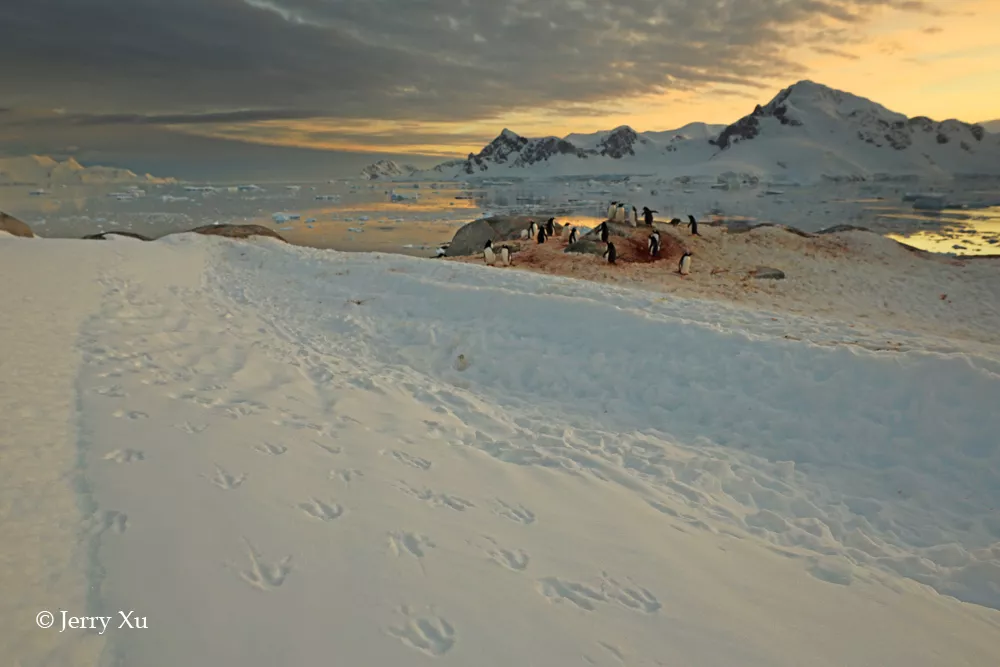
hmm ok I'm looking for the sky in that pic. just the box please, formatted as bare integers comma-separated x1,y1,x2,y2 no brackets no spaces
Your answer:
1,0,998,177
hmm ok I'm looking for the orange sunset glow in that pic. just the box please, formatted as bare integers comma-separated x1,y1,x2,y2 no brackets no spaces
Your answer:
169,0,1000,157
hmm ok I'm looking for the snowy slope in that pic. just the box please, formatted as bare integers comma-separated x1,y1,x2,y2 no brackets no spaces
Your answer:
418,81,1000,183
3,232,1000,666
0,155,173,186
980,119,1000,133
360,159,418,180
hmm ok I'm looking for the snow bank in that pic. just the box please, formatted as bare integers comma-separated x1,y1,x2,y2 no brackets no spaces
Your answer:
3,232,999,666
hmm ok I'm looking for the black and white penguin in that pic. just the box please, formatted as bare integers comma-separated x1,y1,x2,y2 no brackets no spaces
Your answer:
537,227,547,244
688,215,699,236
648,231,661,257
615,203,627,223
483,239,496,266
678,250,692,275
642,207,658,226
528,220,538,239
568,227,579,244
607,201,618,219
499,245,511,266
669,217,681,226
603,241,617,264
546,217,555,237
600,222,610,244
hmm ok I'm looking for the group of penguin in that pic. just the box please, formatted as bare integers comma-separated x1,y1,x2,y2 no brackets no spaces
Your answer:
483,209,693,276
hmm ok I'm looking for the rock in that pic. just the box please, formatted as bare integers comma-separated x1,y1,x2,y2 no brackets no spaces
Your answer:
816,224,873,235
82,231,152,241
564,239,605,256
445,215,563,256
751,266,786,280
0,212,34,238
184,224,287,242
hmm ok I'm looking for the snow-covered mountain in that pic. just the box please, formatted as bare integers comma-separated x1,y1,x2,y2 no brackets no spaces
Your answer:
980,119,1000,134
0,155,173,186
360,159,418,180
419,81,1000,183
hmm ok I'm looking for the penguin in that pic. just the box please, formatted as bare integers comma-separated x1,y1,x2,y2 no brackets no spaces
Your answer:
631,205,639,227
669,217,681,226
537,227,547,244
483,239,496,266
678,250,692,275
607,201,618,219
600,222,610,244
520,229,529,240
642,207,658,226
499,245,511,266
528,220,538,239
615,203,626,223
435,246,447,258
568,227,579,244
688,215,699,236
603,241,617,264
546,217,555,237
648,231,661,257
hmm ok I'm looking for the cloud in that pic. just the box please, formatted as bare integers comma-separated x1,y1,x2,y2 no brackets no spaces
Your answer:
0,0,939,125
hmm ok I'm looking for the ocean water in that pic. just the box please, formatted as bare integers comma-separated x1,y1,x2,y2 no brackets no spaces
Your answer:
8,178,1000,257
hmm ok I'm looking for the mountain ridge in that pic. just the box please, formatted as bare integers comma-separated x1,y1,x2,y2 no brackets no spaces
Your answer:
412,80,998,183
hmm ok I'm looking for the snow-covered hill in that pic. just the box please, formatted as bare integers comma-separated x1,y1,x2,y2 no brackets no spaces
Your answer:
419,81,1000,183
0,155,174,186
981,119,1000,134
4,232,1000,666
360,159,418,180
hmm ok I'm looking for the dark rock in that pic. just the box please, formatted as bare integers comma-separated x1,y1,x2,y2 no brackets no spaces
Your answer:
0,212,34,238
751,267,786,280
815,224,873,235
444,215,563,256
564,239,605,256
82,231,152,241
185,224,287,242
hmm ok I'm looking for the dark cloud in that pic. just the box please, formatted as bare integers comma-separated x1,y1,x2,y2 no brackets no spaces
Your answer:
0,0,936,124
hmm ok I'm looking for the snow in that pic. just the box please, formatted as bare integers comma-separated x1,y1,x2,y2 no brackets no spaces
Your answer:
418,81,1000,184
2,232,1000,666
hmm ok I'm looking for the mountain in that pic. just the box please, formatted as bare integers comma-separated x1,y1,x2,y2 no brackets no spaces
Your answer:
360,159,418,180
0,155,174,186
419,81,1000,183
980,119,1000,133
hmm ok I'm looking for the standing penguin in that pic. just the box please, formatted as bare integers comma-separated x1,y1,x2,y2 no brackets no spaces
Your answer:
642,207,658,226
483,239,496,266
568,227,579,244
688,215,700,236
603,241,617,264
499,245,511,266
546,217,555,237
678,250,692,275
528,220,538,239
615,203,627,223
600,222,610,244
631,205,639,227
648,230,661,257
606,201,618,219
537,227,547,244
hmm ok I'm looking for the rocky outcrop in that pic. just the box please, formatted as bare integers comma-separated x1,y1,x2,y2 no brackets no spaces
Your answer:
185,224,287,242
0,212,34,238
445,215,563,256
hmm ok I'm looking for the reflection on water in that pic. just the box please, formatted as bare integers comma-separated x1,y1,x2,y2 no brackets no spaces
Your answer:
5,177,1000,257
883,206,1000,256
